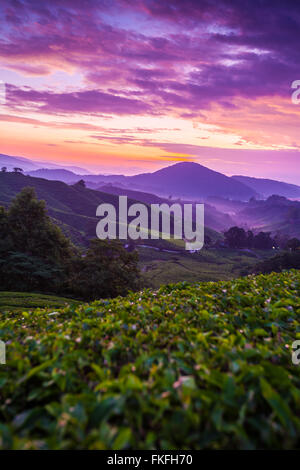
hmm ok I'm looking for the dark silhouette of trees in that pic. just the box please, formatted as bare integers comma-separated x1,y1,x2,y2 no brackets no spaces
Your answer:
74,179,86,188
224,226,248,248
224,226,275,249
252,251,300,274
286,238,300,251
0,187,141,298
246,230,254,248
0,187,75,292
6,187,75,264
67,239,141,300
253,231,274,249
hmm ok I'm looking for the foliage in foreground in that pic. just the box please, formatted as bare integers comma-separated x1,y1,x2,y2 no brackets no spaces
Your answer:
0,270,300,449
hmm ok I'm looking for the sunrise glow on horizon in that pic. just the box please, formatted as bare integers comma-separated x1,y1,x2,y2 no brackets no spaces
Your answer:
0,0,300,183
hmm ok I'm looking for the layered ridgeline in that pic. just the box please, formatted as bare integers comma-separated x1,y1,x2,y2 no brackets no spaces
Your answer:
3,151,299,200
29,162,258,200
0,171,220,248
28,162,300,202
0,153,87,174
0,270,299,449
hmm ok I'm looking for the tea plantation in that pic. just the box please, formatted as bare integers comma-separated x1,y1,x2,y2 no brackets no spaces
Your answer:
0,270,300,449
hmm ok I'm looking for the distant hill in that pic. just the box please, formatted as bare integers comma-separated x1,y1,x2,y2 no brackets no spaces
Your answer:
126,162,257,200
28,168,128,186
0,154,41,172
0,153,87,174
98,184,168,205
27,168,83,183
27,161,257,200
206,194,300,238
235,195,300,238
232,175,300,199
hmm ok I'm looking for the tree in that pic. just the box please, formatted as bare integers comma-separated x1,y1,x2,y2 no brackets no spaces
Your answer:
253,231,274,250
1,166,7,172
273,232,289,249
224,226,247,248
74,179,86,188
246,230,254,248
204,234,212,246
0,188,143,298
286,238,300,251
67,239,142,300
0,206,12,252
252,251,300,274
0,188,76,293
6,187,75,264
0,252,65,292
13,167,23,173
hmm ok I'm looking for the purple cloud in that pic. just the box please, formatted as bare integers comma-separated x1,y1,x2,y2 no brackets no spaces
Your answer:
6,85,152,115
0,0,299,116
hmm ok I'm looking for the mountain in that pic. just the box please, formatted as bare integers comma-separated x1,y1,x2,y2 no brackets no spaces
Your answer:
0,153,88,174
98,184,168,205
126,162,257,200
232,175,300,199
27,168,128,186
0,154,41,172
27,161,257,200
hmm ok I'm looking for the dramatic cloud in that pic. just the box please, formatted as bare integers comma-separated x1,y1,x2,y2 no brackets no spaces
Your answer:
0,0,299,181
1,0,299,112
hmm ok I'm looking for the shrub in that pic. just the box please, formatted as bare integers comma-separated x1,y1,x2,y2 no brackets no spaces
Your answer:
252,251,300,274
0,270,300,449
67,239,142,300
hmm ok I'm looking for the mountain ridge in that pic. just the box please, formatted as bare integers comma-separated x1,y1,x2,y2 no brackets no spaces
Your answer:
232,174,300,199
30,161,258,201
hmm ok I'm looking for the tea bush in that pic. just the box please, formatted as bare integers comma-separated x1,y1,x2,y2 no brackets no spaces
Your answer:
0,270,300,449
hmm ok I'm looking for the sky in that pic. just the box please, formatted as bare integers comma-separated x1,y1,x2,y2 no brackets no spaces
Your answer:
0,0,300,183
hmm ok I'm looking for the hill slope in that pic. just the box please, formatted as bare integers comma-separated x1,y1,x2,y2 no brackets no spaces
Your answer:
0,153,87,174
0,172,200,249
232,175,300,199
0,172,141,245
27,168,82,183
236,195,300,238
0,270,299,449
